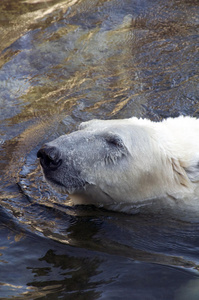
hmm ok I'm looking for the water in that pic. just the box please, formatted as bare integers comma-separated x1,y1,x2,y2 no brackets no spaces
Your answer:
0,0,199,298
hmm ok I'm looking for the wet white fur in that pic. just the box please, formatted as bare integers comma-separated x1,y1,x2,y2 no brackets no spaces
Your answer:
71,116,199,217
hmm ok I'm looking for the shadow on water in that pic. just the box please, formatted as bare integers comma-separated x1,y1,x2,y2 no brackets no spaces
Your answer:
0,0,199,299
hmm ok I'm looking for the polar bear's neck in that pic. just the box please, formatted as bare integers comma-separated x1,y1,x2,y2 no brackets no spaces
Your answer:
127,116,199,201
155,116,199,169
129,116,199,169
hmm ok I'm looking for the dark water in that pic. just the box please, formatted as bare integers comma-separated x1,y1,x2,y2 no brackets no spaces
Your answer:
0,0,199,298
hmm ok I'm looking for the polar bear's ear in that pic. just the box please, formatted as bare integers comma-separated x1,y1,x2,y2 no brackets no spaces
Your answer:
78,120,98,130
171,158,191,187
78,121,89,130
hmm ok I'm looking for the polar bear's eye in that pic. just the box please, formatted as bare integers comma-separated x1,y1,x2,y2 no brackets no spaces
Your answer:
103,133,127,165
105,133,124,149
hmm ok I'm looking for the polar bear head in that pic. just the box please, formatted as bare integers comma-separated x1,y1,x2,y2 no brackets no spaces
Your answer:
37,117,199,213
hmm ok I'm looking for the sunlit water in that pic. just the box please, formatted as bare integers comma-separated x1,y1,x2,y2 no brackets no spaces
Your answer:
0,0,199,299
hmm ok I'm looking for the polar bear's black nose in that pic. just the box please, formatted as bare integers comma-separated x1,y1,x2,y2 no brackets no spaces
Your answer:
37,146,62,170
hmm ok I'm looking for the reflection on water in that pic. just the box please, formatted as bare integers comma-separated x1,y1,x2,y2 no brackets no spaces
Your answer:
0,0,199,298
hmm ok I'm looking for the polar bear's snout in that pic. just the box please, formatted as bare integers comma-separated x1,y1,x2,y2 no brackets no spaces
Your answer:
37,137,88,195
37,145,62,171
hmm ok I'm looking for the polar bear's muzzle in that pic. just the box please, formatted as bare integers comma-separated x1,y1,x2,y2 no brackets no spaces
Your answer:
37,143,87,194
37,124,132,200
37,146,62,171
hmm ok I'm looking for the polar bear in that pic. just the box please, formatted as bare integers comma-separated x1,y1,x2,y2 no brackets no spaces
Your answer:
37,116,199,217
